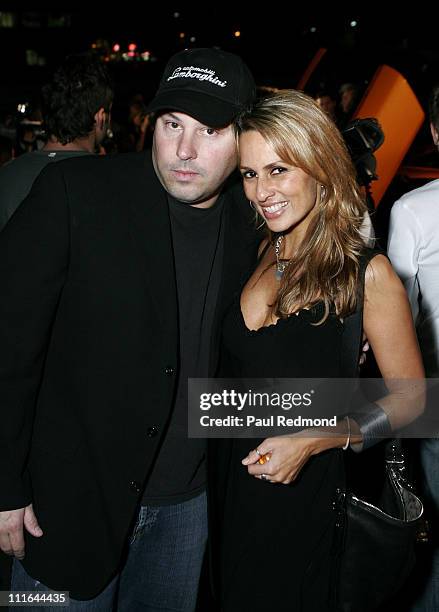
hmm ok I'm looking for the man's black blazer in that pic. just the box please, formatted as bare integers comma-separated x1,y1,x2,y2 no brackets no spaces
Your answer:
0,151,259,598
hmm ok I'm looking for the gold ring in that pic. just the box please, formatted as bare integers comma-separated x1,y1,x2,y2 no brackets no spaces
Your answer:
257,453,271,465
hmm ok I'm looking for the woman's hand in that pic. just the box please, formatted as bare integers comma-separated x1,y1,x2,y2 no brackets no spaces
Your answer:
241,431,339,484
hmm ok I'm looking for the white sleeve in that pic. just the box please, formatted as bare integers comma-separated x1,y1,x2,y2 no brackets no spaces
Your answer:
387,201,422,323
359,210,375,247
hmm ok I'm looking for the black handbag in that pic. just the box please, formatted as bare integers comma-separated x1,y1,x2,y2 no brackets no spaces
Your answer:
333,250,424,612
333,439,423,612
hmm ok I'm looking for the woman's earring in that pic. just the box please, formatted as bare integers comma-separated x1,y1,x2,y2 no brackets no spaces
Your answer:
249,200,256,210
320,185,326,201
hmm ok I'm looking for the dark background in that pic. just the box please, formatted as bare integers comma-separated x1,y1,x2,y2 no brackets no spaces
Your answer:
0,8,438,113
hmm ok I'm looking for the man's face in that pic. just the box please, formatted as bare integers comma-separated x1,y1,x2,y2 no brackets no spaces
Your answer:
316,95,336,118
152,112,238,209
341,89,355,114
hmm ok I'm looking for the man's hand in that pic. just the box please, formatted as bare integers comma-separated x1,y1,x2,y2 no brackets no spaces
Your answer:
0,504,43,559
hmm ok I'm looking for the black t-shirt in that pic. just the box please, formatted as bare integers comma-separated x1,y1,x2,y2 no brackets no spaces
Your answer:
141,193,225,505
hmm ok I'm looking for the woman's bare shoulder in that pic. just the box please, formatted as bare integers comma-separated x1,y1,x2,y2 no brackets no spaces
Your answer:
364,254,403,295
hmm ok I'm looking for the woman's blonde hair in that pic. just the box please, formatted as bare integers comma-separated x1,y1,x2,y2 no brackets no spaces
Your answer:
235,89,369,322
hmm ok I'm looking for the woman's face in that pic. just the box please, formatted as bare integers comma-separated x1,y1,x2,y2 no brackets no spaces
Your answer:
239,130,319,236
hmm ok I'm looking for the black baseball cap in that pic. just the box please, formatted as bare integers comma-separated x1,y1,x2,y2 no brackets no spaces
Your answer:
146,47,256,127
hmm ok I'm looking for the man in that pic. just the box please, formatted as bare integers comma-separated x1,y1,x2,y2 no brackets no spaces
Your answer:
315,89,339,124
0,53,113,232
0,47,257,611
338,82,360,129
388,85,439,612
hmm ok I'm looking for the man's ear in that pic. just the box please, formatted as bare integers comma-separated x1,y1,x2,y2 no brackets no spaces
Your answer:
95,107,106,131
430,122,439,146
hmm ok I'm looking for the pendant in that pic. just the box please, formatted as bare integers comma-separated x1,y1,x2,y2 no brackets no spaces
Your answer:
276,261,287,280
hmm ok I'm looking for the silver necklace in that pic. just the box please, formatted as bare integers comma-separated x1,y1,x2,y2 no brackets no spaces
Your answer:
274,235,291,281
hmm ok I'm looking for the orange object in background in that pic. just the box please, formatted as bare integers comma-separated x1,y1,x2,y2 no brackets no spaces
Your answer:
353,65,425,206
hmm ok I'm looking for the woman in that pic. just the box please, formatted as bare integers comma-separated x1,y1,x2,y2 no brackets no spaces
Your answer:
212,90,424,611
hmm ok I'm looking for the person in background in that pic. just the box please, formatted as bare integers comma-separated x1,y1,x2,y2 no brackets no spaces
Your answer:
388,84,439,612
315,88,340,125
339,82,360,114
338,82,361,128
128,95,154,151
0,53,113,231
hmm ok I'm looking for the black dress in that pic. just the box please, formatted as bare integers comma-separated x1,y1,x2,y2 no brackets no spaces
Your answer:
215,300,346,612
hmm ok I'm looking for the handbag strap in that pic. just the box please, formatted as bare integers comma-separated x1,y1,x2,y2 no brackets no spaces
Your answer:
340,301,364,379
341,248,397,456
340,248,375,378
